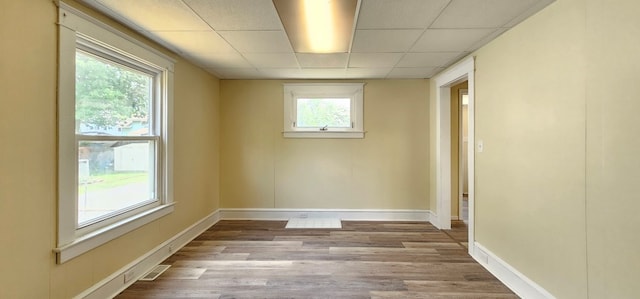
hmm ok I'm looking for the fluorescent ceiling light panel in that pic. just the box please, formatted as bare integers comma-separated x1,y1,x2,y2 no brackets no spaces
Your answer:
273,0,357,53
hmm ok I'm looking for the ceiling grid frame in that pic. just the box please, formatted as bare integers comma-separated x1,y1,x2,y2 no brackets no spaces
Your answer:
81,0,555,79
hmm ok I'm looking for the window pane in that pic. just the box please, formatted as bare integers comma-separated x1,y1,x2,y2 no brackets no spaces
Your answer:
75,50,152,136
296,98,351,128
78,140,156,226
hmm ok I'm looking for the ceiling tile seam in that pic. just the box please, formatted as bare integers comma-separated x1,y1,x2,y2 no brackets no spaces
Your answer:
461,28,503,54
84,1,185,55
347,52,405,67
344,53,353,72
424,0,454,29
426,1,551,32
501,0,552,29
269,1,304,71
348,67,392,79
180,0,262,72
345,0,363,60
428,26,506,30
392,0,493,76
343,0,360,71
383,0,454,78
400,51,464,68
301,66,350,70
408,28,506,58
215,29,286,32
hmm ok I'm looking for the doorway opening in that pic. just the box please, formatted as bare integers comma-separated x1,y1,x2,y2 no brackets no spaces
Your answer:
444,83,469,248
433,57,475,256
458,88,469,224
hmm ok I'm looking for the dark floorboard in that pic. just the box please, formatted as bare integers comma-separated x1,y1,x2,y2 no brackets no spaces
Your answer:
116,220,516,299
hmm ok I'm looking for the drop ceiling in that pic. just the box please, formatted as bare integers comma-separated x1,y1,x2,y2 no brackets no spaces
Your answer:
81,0,555,79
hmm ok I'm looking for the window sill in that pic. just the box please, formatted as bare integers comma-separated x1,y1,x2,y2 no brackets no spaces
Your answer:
283,131,365,139
54,203,174,264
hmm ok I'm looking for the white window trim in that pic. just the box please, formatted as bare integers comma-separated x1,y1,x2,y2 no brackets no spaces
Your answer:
55,3,175,264
283,83,365,138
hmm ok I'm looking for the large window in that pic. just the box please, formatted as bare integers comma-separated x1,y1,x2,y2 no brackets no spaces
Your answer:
283,83,365,138
56,5,174,263
75,46,158,227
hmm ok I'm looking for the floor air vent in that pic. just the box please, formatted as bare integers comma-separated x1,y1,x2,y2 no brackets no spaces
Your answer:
286,218,342,229
139,265,171,281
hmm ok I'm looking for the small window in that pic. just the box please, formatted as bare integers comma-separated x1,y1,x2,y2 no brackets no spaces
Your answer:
56,5,174,263
283,83,364,138
296,97,351,128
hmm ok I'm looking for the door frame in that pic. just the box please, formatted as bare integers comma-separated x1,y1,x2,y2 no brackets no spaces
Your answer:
433,56,475,255
459,88,469,223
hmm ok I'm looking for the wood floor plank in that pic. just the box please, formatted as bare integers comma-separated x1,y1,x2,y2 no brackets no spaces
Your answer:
157,267,207,280
115,220,518,298
404,280,513,294
370,291,519,298
402,242,464,249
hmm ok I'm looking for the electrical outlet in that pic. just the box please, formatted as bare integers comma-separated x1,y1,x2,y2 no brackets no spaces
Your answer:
124,269,136,283
168,244,175,253
299,213,308,219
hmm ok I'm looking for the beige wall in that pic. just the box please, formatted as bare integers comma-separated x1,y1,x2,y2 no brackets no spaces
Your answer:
4,0,638,297
221,80,430,210
436,0,640,297
0,1,220,298
584,0,640,297
472,0,588,297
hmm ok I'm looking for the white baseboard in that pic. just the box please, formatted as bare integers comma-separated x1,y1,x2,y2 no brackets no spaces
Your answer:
76,210,221,299
472,242,556,299
220,208,433,222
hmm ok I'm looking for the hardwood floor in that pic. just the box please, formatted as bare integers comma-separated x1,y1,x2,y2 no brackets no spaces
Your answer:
116,220,516,298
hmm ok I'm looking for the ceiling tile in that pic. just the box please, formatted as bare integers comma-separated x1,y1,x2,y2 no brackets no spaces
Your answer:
345,68,392,78
396,52,462,67
503,0,555,28
259,68,351,79
351,30,423,53
297,68,348,79
467,28,508,51
431,0,540,29
187,52,252,69
95,0,210,31
259,68,303,79
296,54,349,68
218,31,293,53
387,67,439,78
84,0,556,79
411,29,495,52
211,68,262,79
183,0,282,30
349,53,404,68
147,31,235,54
357,0,449,29
243,53,299,68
